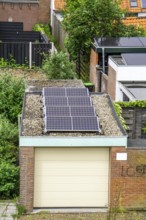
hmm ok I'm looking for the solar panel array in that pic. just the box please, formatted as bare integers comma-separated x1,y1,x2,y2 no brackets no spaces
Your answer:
42,87,100,132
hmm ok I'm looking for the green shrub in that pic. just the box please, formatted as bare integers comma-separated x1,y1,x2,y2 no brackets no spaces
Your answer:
0,141,18,164
0,115,18,145
0,74,25,124
42,52,75,79
0,162,19,199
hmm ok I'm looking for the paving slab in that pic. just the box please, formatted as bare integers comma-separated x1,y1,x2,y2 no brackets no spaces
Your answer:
0,202,17,220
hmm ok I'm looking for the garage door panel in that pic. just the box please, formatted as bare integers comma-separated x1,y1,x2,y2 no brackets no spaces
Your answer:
34,192,108,205
35,161,109,169
35,176,109,184
35,168,109,176
34,148,109,207
35,148,109,161
34,183,108,192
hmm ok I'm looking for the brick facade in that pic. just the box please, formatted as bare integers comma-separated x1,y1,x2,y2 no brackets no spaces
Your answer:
19,147,34,212
110,147,146,209
0,0,50,31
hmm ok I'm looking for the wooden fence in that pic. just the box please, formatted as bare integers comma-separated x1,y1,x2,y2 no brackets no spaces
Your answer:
76,50,90,81
122,107,146,139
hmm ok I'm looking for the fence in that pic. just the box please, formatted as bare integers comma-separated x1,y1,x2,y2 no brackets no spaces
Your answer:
76,50,90,81
0,42,52,67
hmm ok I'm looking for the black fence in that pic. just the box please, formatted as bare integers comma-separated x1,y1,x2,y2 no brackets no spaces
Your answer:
0,42,52,66
0,21,51,66
0,31,42,42
0,21,23,32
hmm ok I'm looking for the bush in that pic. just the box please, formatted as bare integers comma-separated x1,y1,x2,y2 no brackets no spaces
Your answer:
0,162,19,199
0,74,25,124
42,52,75,79
0,115,18,145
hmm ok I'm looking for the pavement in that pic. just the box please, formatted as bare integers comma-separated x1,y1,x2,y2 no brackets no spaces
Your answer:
0,202,17,220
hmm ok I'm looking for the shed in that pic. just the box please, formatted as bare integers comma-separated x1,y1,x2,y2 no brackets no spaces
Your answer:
19,80,127,212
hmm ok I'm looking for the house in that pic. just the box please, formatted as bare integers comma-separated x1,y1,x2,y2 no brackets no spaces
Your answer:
90,37,146,93
0,0,50,30
121,0,146,29
19,79,129,212
107,53,146,101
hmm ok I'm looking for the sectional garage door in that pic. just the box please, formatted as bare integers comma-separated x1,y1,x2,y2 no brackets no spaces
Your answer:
34,148,109,207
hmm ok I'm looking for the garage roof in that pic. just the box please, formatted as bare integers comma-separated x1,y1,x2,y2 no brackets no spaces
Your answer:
92,37,146,53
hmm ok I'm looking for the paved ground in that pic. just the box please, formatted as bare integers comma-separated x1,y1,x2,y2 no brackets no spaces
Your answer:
0,202,17,220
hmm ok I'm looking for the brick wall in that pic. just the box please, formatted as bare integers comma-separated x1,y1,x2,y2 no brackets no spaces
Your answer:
110,147,146,209
107,65,116,100
0,1,50,31
19,147,34,212
89,48,98,92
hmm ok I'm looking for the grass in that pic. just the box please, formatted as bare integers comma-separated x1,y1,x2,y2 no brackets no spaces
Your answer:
19,211,146,220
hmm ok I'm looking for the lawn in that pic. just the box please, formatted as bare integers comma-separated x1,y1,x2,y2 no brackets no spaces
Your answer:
19,211,146,220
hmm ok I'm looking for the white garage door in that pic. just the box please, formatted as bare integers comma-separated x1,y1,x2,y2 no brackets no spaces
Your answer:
34,148,109,207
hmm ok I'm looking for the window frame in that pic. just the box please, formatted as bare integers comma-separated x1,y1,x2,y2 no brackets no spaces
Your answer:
130,0,138,7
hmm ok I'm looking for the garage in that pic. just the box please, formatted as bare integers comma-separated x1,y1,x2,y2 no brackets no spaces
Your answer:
34,147,109,208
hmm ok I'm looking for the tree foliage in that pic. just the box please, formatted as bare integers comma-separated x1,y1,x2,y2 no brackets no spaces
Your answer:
42,52,75,79
0,74,25,124
63,0,145,58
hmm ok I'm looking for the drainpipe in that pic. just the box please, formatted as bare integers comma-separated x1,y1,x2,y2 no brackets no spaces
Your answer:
96,65,102,92
29,42,32,69
102,47,105,73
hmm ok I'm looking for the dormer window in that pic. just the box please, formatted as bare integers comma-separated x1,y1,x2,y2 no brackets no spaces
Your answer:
130,0,138,7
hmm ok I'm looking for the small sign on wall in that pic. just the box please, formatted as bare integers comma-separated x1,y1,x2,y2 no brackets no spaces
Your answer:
116,153,127,161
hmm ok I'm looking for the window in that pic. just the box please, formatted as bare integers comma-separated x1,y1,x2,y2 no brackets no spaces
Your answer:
141,0,146,8
130,0,138,7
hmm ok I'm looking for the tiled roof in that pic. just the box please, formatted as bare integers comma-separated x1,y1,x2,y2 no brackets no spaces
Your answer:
55,0,66,10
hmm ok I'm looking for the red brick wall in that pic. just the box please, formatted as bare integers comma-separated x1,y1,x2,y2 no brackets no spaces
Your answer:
0,1,50,31
121,0,146,13
19,147,34,212
110,147,146,209
90,48,98,92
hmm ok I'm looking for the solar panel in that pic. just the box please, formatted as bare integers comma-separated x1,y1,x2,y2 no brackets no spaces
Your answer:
70,107,95,116
44,106,70,116
42,87,100,133
45,117,72,131
43,87,66,96
72,117,99,131
122,53,146,65
68,97,91,106
66,88,89,96
43,97,68,106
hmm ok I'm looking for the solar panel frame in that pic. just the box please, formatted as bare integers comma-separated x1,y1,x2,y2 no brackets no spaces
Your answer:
68,97,92,106
66,88,89,96
44,106,70,116
43,96,68,106
45,116,72,131
42,87,66,97
70,106,96,116
72,116,99,131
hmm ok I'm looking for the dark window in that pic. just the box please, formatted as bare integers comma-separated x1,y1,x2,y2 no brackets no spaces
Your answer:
130,0,138,7
123,93,129,102
141,0,146,8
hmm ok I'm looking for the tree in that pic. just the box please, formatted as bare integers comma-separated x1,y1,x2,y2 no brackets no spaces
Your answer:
63,0,145,59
